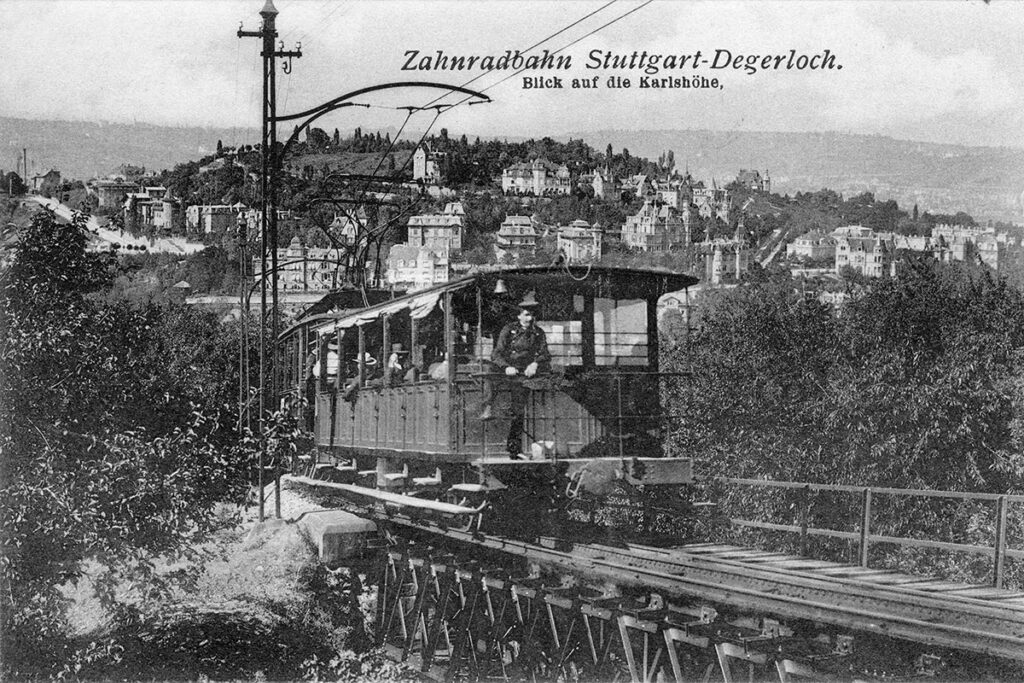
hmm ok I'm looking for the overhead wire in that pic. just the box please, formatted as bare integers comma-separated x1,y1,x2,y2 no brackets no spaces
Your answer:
281,0,656,287
417,0,618,111
347,1,655,282
278,0,340,47
446,0,655,110
341,0,629,194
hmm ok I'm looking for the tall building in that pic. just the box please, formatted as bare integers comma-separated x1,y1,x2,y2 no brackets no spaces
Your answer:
621,201,689,252
501,159,571,196
254,236,350,292
124,186,176,232
556,220,603,264
413,146,445,183
385,244,450,291
833,226,895,277
591,166,620,200
699,219,750,284
931,223,1010,272
91,178,138,209
786,231,836,260
406,202,464,254
735,169,771,193
692,181,730,222
185,204,246,235
495,215,539,261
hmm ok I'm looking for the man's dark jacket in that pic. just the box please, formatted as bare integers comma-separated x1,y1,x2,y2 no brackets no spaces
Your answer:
492,322,551,372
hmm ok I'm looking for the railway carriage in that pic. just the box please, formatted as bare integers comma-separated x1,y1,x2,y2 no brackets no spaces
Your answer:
280,266,697,531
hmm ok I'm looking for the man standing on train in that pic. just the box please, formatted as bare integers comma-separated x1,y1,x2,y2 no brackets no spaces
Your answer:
480,291,551,455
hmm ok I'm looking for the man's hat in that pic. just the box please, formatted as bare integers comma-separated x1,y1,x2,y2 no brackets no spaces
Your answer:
391,342,408,354
517,291,540,309
352,352,377,366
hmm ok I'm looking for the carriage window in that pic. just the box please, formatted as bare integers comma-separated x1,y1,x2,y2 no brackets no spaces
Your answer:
594,298,648,366
537,294,584,367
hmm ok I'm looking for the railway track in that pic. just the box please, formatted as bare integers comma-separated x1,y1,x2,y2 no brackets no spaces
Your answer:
291,478,1024,680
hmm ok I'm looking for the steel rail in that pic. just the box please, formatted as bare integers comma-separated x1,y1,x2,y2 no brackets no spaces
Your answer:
344,505,1024,662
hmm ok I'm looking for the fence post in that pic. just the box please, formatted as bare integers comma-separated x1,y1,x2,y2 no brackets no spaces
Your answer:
994,496,1008,589
859,488,872,568
799,485,810,556
616,374,625,461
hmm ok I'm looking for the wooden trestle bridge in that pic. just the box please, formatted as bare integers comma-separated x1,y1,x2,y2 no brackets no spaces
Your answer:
291,475,1024,682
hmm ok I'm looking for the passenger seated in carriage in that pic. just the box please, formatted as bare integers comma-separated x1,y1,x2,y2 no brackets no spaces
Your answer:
479,291,552,455
386,343,408,385
342,352,377,400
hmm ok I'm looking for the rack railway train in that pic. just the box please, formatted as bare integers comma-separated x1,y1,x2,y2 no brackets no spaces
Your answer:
280,266,698,534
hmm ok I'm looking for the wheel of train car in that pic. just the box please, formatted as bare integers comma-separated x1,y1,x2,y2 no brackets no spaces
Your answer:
478,469,563,540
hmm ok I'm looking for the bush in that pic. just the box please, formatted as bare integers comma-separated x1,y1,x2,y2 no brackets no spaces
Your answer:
0,208,254,676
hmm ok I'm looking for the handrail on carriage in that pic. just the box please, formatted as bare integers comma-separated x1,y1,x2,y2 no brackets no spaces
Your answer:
706,476,1024,589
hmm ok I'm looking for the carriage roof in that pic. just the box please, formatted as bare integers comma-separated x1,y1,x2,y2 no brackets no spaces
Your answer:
285,265,698,339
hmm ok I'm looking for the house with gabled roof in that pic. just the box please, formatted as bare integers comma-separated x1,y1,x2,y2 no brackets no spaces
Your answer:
501,158,571,196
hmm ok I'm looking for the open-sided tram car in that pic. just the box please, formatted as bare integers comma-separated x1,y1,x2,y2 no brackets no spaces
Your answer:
279,266,697,531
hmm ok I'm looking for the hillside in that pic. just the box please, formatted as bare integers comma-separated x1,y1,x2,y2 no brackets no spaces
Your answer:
4,115,1022,222
571,129,1024,222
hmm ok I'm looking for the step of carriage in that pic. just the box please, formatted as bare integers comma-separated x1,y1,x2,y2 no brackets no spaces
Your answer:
411,467,442,487
381,463,410,487
448,482,489,495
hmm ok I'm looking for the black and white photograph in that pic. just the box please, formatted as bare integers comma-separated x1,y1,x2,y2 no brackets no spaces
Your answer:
2,1,1024,680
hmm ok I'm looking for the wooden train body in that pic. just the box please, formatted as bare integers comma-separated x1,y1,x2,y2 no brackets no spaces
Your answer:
280,266,697,517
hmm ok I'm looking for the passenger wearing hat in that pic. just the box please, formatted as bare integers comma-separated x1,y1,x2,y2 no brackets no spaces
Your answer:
480,291,551,454
386,343,408,385
342,352,377,401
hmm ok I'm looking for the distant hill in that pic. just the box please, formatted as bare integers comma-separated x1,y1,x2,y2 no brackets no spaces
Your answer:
4,116,1022,222
569,129,1024,222
1,116,258,182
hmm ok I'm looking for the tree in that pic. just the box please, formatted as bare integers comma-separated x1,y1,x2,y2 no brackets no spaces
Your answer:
3,171,27,196
0,209,252,676
665,260,1024,492
307,127,331,151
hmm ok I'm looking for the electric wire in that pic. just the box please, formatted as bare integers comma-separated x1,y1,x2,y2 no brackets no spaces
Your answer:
446,0,655,110
335,0,638,279
417,0,618,111
272,1,655,289
336,1,634,206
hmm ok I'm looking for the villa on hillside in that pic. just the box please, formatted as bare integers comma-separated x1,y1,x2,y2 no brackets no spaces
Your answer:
495,215,539,261
501,159,571,196
621,201,688,253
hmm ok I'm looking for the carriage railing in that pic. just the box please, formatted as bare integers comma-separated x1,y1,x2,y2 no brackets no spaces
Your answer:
453,367,691,461
303,356,693,462
706,477,1024,589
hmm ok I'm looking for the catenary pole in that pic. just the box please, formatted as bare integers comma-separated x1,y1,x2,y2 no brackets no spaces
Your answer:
239,0,300,521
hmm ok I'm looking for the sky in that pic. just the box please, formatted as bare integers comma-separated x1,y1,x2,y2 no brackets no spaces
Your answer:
3,0,1023,148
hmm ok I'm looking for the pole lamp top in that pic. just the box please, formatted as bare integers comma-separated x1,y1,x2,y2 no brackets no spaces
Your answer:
260,0,278,18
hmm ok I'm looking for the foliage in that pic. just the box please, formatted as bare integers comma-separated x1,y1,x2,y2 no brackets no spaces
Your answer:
3,170,27,195
668,260,1024,490
665,260,1024,581
103,247,243,303
0,208,253,676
